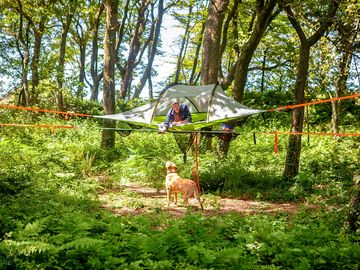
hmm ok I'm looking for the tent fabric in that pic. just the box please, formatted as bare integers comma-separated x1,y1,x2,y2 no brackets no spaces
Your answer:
94,84,265,130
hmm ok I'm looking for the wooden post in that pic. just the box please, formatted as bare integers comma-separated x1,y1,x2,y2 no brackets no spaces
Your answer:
274,131,278,155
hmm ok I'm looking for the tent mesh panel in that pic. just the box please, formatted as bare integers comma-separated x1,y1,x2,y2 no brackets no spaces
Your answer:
173,133,199,163
116,130,132,137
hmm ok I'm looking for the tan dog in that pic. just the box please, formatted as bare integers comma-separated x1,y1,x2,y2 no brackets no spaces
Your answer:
165,161,203,210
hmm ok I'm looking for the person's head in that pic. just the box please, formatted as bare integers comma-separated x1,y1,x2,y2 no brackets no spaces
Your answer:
171,98,180,113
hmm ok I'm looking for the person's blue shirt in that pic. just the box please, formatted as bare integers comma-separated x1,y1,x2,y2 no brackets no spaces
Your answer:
164,103,192,127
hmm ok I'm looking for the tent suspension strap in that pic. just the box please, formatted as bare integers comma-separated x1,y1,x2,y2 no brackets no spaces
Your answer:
0,123,77,129
267,93,360,112
194,133,201,194
172,133,197,163
0,104,92,117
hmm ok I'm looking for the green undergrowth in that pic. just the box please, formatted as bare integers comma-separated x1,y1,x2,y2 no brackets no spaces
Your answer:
1,194,360,269
0,111,359,269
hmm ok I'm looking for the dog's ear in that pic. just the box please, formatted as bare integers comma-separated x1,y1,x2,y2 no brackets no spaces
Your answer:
165,161,177,170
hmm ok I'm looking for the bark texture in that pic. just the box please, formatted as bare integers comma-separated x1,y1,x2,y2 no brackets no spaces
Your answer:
101,0,118,149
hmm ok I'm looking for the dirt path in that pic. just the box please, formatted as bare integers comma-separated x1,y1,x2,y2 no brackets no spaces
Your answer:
98,182,304,217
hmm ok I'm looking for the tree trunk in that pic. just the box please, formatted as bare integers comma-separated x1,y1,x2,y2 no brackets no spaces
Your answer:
232,0,277,103
148,75,153,99
56,11,73,111
101,0,118,149
189,21,205,85
332,35,355,134
114,0,131,89
174,3,192,84
282,1,339,181
200,0,229,151
283,43,309,180
30,19,45,105
19,50,29,106
133,0,164,98
90,3,104,102
77,44,86,98
217,0,241,158
120,0,149,99
219,0,276,157
219,0,240,80
201,0,229,86
260,49,267,92
15,7,30,106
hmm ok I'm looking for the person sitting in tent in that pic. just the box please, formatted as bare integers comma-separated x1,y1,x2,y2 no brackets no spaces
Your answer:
159,98,192,132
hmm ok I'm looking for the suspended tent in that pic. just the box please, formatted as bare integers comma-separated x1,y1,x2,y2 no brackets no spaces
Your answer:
94,83,265,130
95,83,265,162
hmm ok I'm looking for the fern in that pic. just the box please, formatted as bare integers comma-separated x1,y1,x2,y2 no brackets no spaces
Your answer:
58,237,107,251
4,240,55,255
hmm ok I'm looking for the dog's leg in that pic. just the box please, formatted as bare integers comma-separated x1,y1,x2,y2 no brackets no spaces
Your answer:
183,191,190,206
174,193,178,205
183,198,189,206
167,189,172,208
194,189,204,210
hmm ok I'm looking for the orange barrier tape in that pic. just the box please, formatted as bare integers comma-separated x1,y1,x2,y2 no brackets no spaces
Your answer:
267,93,360,112
0,123,77,129
257,130,360,155
256,131,360,137
0,104,92,117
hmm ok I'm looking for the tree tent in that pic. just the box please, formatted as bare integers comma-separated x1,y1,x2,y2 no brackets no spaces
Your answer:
94,83,265,130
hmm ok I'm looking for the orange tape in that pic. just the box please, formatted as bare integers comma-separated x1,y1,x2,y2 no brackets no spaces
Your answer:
0,104,92,117
257,130,359,155
256,131,360,137
268,93,360,112
195,134,201,193
0,123,77,129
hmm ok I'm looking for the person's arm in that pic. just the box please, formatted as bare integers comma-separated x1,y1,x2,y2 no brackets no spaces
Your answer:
181,104,192,123
164,109,174,127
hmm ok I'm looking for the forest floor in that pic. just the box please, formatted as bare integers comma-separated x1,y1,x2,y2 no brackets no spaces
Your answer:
97,181,309,217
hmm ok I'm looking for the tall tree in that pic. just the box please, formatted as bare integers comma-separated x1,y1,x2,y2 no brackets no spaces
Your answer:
201,0,229,86
133,0,165,98
218,0,240,82
114,0,131,92
101,0,118,149
12,0,51,105
29,16,45,104
332,1,359,135
170,0,206,85
8,0,52,105
282,0,339,180
174,3,193,84
120,0,150,99
189,21,205,85
55,1,75,110
201,0,229,150
228,0,278,103
15,1,30,106
89,2,105,102
71,14,90,98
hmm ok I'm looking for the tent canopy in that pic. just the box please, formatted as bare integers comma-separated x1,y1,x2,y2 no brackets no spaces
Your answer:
94,84,265,130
